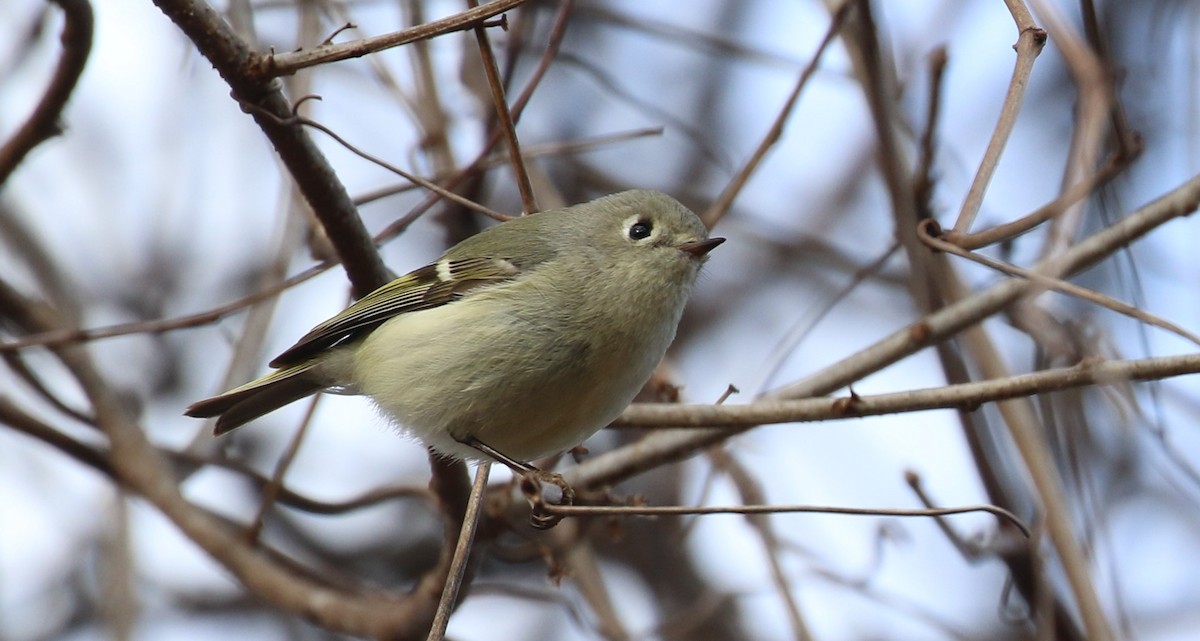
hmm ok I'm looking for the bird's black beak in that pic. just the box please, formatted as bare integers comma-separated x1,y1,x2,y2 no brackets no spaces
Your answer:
678,237,726,258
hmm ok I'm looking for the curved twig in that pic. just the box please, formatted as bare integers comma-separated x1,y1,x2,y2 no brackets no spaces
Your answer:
0,0,93,186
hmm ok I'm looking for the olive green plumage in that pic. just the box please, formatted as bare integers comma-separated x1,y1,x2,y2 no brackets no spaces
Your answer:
186,189,722,464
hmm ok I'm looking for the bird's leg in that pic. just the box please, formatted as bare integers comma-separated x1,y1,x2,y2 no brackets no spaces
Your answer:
457,435,575,529
459,435,538,473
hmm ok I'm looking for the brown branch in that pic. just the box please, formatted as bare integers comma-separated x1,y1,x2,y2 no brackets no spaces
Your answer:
951,4,1046,234
913,46,947,217
613,353,1200,429
0,0,93,187
706,449,813,640
467,0,537,213
281,109,510,221
700,3,850,229
3,347,93,424
905,471,989,559
246,395,321,544
946,152,1126,250
152,0,389,298
175,452,437,515
427,463,490,641
12,282,445,639
544,501,1029,539
0,395,111,476
919,220,1200,347
568,171,1200,488
352,126,663,208
250,0,529,80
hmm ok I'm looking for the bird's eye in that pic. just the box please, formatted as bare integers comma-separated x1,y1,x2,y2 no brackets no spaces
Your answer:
628,220,653,240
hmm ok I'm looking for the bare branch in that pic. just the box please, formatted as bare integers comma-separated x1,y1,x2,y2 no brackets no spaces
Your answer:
701,3,850,229
545,501,1029,539
427,463,491,641
615,354,1200,429
952,4,1046,233
920,220,1200,347
0,0,93,186
467,0,537,213
572,171,1200,488
151,0,390,297
251,0,529,79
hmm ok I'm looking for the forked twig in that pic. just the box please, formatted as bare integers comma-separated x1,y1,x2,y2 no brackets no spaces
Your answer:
252,0,529,79
919,220,1200,347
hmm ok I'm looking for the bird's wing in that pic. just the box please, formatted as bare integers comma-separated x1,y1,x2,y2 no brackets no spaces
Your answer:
268,256,521,367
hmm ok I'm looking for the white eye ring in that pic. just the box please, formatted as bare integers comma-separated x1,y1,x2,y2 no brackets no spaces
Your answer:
623,214,657,242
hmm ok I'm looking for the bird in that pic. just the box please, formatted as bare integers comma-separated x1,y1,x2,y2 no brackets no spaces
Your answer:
185,189,723,471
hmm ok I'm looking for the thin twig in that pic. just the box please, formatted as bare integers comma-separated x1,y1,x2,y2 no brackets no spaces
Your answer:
467,0,537,213
919,220,1200,347
946,152,1126,250
0,0,93,187
707,449,813,641
0,259,334,353
905,471,987,559
245,394,322,544
701,2,851,228
543,501,1030,538
753,241,900,395
427,462,491,641
170,451,436,515
281,107,510,221
153,0,390,298
3,347,93,423
352,127,664,207
951,4,1046,233
913,46,947,217
0,395,111,475
555,53,731,171
252,0,529,79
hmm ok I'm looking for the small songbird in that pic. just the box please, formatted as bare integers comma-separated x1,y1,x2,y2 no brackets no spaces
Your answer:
186,190,723,470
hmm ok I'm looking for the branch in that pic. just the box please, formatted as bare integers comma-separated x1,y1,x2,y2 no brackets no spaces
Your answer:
250,0,529,79
0,0,93,186
5,280,442,639
701,3,850,229
569,171,1200,488
140,1,484,633
613,353,1200,428
151,0,389,297
951,3,1046,233
467,0,537,213
0,395,111,476
543,502,1029,539
918,220,1200,347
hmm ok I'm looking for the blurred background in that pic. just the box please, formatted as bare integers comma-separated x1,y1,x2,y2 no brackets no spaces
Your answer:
3,0,1200,639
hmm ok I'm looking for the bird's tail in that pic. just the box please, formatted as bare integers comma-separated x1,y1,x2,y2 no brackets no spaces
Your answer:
185,361,326,435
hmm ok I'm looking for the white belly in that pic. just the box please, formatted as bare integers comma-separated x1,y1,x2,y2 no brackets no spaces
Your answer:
347,288,678,463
